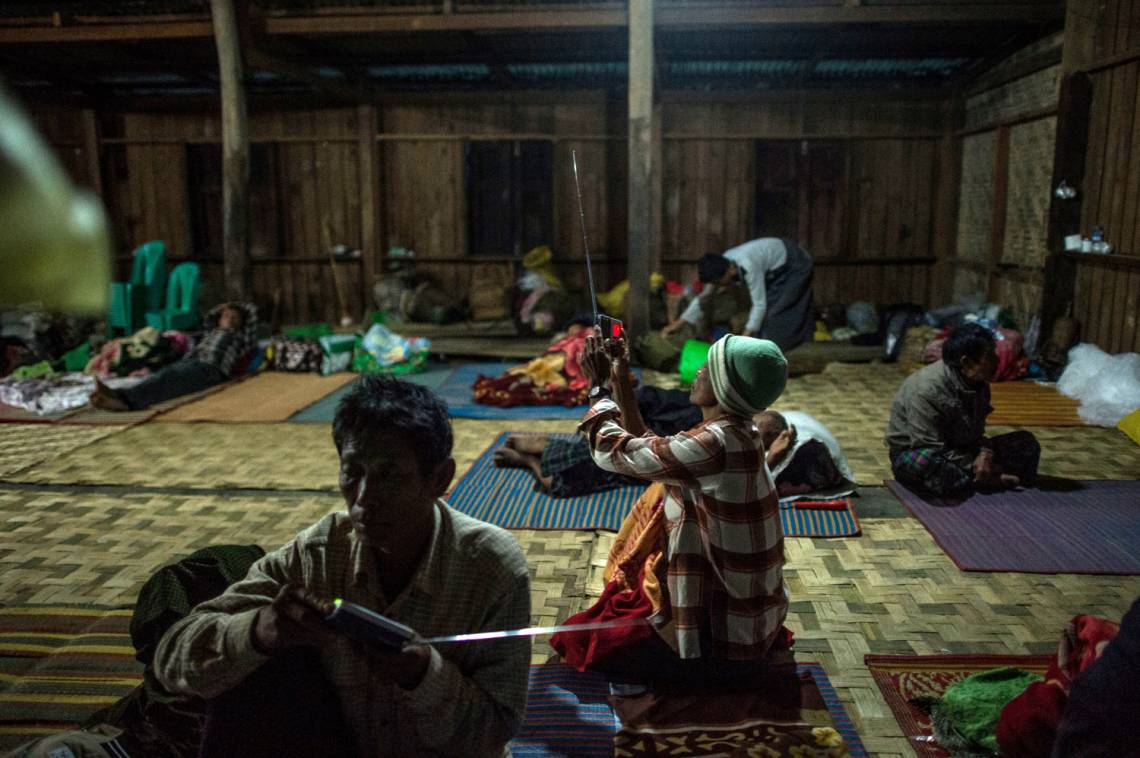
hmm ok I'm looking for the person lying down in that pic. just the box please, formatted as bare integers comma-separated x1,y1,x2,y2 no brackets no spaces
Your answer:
495,398,855,500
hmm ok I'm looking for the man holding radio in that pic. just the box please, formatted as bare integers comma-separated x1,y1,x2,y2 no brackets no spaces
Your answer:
153,377,531,757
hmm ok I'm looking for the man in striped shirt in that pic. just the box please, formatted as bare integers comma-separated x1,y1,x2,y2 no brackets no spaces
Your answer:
575,331,790,684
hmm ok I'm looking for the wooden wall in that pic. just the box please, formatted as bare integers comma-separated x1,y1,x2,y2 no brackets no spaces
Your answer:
31,91,959,327
1062,0,1140,352
953,32,1061,333
658,96,952,308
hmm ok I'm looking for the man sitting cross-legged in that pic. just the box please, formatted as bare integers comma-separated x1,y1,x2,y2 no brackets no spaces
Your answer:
152,377,531,757
886,323,1041,496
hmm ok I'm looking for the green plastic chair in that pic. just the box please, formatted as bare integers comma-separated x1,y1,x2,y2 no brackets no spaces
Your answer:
108,241,166,335
146,261,200,331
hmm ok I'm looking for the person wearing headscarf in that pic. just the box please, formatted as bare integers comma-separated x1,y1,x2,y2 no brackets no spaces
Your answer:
662,238,815,352
552,332,792,689
91,302,258,411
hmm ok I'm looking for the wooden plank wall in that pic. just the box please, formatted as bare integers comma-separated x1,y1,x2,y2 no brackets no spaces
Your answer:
661,98,948,308
953,33,1062,333
378,101,616,297
1064,0,1140,352
31,91,958,326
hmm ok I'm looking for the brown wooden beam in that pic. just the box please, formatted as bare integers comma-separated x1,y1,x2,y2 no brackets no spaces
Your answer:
626,0,653,339
964,41,1062,96
357,103,380,319
210,0,252,302
0,20,212,43
264,4,1061,35
80,109,102,196
0,3,1060,44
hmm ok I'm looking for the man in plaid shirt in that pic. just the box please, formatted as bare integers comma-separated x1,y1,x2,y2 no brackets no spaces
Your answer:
576,331,790,683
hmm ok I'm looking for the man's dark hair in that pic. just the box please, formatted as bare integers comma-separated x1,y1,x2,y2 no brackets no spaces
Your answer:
332,376,453,475
761,410,788,432
942,323,997,369
697,253,731,284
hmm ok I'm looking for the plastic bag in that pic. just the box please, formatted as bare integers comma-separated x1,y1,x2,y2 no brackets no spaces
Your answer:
1057,343,1140,427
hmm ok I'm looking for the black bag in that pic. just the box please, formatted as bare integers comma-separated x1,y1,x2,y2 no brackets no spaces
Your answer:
882,304,926,363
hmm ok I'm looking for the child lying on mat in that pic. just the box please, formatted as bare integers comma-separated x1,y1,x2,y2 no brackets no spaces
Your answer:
91,302,257,411
551,330,794,691
496,406,853,499
886,323,1041,496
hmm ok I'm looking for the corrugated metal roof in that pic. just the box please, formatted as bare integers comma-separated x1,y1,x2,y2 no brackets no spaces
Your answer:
814,58,972,78
366,63,491,81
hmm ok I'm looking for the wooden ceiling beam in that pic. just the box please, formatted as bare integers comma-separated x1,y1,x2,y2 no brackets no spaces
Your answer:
0,3,1062,44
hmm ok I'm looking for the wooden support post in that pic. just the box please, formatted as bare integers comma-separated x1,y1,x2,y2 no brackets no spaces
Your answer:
929,98,961,305
985,125,1011,301
210,0,252,302
649,101,663,275
1040,73,1093,345
80,108,102,196
358,104,380,319
626,0,654,338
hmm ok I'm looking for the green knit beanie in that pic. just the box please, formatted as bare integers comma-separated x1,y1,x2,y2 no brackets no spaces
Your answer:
706,335,788,417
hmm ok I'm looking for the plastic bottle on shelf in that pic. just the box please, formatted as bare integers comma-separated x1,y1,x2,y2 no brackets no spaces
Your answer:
1091,225,1110,254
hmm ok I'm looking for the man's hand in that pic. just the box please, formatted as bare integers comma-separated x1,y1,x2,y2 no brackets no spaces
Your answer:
366,643,432,690
767,425,797,465
604,333,631,379
741,330,757,338
661,319,682,336
251,585,336,655
971,449,999,485
580,330,612,388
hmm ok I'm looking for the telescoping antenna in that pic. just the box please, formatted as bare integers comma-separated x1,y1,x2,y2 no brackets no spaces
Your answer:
571,149,622,337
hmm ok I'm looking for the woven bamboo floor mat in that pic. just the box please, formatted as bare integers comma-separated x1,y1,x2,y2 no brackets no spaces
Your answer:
156,371,357,423
0,425,126,479
2,478,1137,756
987,381,1084,426
864,653,1053,758
2,419,578,492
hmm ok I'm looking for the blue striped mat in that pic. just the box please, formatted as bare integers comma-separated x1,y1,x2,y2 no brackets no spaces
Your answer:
511,662,867,757
448,433,861,535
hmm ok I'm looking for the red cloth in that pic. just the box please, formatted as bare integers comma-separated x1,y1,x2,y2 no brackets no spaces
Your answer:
472,327,591,408
997,614,1120,757
550,577,656,672
922,326,1027,381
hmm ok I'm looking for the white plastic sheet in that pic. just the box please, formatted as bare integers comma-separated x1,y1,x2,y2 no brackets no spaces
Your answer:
1057,343,1140,427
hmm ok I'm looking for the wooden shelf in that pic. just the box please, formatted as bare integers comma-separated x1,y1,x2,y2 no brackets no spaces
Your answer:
1063,251,1140,270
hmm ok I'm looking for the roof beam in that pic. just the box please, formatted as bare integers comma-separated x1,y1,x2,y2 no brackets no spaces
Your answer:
0,3,1063,44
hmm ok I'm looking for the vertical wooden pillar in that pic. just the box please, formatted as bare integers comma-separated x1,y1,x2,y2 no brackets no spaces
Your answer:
930,98,961,304
985,125,1011,301
649,101,663,275
1040,73,1093,344
358,104,380,319
210,0,252,302
80,109,102,196
626,0,654,338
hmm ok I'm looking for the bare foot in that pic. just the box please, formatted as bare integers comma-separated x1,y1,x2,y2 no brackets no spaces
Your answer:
90,380,129,411
504,434,547,456
494,447,533,469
